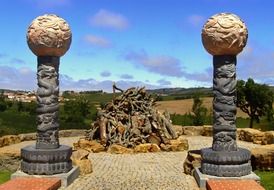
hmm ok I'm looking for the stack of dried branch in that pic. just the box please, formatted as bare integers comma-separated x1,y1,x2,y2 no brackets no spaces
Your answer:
86,85,178,148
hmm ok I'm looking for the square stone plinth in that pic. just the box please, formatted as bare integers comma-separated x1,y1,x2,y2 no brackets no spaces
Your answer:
0,177,61,190
194,167,260,189
11,166,79,187
207,179,265,190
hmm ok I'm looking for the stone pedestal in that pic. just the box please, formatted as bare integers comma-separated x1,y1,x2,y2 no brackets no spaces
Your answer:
21,145,72,175
12,166,79,187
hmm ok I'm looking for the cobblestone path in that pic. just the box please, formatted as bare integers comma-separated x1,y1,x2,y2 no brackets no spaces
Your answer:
63,152,199,190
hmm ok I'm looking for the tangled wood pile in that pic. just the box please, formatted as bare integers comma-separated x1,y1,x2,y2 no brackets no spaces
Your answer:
86,84,178,148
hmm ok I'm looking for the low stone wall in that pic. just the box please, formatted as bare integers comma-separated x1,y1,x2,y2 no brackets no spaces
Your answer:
175,125,273,145
251,144,274,170
0,129,86,148
238,128,274,145
173,125,213,137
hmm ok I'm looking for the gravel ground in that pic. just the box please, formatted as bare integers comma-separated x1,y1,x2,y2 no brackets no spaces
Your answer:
61,152,199,190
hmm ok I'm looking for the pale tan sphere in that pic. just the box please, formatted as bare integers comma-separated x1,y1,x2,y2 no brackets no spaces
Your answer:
27,14,72,57
202,13,248,55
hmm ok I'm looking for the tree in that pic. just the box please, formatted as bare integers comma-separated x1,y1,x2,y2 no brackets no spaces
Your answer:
236,78,273,128
192,93,208,126
0,91,7,112
63,98,90,123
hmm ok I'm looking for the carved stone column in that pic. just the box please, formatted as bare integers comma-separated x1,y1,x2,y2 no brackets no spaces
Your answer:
21,14,72,175
200,13,252,177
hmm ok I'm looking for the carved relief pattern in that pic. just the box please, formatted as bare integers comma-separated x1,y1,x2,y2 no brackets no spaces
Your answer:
202,13,248,55
212,56,237,151
36,57,60,149
27,14,71,57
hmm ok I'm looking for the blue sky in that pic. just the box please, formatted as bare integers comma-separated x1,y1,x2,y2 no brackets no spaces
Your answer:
0,0,274,92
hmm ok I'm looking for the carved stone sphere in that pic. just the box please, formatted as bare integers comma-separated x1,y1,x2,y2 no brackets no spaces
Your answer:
27,14,72,57
202,13,248,55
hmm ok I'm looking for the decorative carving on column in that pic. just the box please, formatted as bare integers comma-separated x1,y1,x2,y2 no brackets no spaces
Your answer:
21,14,73,175
200,13,252,177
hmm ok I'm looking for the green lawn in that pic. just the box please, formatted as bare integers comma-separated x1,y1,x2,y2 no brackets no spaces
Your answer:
255,170,274,190
0,170,11,184
236,117,273,131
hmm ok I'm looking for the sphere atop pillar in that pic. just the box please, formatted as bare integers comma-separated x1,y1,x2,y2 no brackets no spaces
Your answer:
27,14,72,57
201,13,248,56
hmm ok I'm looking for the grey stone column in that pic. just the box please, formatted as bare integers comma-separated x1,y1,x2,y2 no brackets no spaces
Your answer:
36,56,60,149
21,14,73,175
200,13,252,177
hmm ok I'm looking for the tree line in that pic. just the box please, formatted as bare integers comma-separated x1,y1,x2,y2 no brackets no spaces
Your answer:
0,78,273,132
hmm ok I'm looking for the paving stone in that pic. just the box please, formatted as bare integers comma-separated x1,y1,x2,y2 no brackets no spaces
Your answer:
0,177,61,190
206,179,265,190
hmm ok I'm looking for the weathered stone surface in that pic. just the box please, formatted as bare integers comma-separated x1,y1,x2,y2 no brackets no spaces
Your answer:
0,155,20,172
183,126,204,136
0,135,21,148
134,143,161,153
173,125,184,136
183,150,201,175
262,131,274,145
27,14,72,57
18,133,36,141
202,125,213,137
71,149,92,175
71,149,89,161
160,137,189,151
238,128,264,144
73,159,92,175
202,13,248,55
59,130,86,138
251,145,274,170
73,139,105,153
107,144,133,154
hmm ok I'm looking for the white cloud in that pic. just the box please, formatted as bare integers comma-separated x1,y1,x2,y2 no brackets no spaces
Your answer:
238,45,274,81
124,50,184,77
120,74,134,79
0,66,164,92
90,9,129,30
60,76,160,92
100,71,111,77
0,66,35,90
10,58,26,65
84,35,112,48
157,79,171,86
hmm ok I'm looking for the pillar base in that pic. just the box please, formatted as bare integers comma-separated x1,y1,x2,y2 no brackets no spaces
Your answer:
194,167,260,189
201,147,252,177
11,166,79,187
21,145,72,175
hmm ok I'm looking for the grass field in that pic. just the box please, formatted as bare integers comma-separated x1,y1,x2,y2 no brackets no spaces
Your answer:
255,171,274,190
156,97,248,118
0,170,11,184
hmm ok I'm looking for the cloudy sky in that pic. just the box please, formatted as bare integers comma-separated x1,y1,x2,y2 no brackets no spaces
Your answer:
0,0,274,92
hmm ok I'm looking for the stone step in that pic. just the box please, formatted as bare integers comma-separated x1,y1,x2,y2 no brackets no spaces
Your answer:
0,177,61,190
206,179,265,190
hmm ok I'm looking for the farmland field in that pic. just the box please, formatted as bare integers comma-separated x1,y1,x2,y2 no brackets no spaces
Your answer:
156,97,248,118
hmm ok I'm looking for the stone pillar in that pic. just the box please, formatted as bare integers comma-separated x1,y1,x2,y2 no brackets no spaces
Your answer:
200,13,252,177
21,14,72,175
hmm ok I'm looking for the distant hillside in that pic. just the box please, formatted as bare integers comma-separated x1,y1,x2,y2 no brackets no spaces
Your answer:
147,87,213,96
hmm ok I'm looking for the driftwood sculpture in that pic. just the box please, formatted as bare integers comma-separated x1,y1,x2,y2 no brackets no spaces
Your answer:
86,85,178,148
